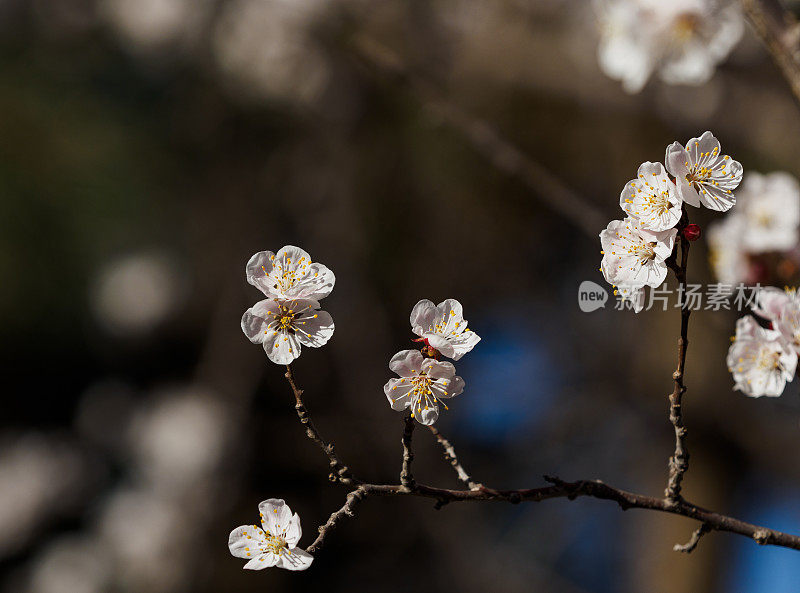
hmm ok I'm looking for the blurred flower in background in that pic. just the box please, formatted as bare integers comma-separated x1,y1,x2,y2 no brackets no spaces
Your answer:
212,0,331,104
595,0,744,93
91,252,185,337
708,172,800,285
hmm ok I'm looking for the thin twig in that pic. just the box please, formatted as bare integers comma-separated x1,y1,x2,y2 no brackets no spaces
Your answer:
282,370,800,553
307,476,800,551
665,210,691,504
347,35,607,240
284,365,353,484
401,414,416,490
427,425,481,490
306,487,368,554
674,522,712,553
741,0,800,108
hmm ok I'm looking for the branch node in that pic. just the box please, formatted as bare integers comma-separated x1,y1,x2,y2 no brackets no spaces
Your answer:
674,523,711,553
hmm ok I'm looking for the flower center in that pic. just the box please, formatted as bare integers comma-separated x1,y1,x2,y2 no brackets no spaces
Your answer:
672,13,699,42
756,348,781,371
266,534,288,555
409,372,448,417
645,190,671,214
686,165,712,186
632,241,656,264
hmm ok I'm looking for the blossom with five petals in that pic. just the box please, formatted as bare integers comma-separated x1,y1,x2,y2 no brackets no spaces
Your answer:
726,315,797,397
383,350,465,425
229,499,313,571
409,299,480,360
246,245,335,301
619,161,683,231
600,217,677,289
242,297,334,364
665,131,743,211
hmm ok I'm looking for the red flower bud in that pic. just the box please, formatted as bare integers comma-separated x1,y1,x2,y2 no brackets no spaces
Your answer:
683,224,701,241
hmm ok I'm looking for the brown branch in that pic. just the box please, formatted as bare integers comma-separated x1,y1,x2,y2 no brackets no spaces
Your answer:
306,476,800,552
427,425,481,490
346,35,607,240
400,414,416,489
280,363,800,554
674,522,712,553
284,365,353,484
666,211,691,504
306,487,367,554
741,0,800,108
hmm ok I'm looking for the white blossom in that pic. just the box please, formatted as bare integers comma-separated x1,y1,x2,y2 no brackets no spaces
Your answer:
600,217,677,289
242,297,333,365
596,0,743,93
619,161,683,231
246,245,334,302
229,499,313,571
727,315,797,397
409,299,480,361
383,350,465,425
736,172,800,253
754,287,800,355
707,213,748,284
665,130,743,211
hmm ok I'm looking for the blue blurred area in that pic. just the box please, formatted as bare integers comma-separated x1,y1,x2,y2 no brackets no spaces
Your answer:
726,478,800,592
453,306,561,445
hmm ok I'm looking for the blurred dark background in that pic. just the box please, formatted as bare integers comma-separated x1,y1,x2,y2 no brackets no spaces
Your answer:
3,0,800,591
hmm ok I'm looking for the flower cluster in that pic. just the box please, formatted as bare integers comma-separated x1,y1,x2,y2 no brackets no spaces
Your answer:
600,131,743,311
229,499,314,571
383,299,480,425
726,288,800,397
596,0,744,93
708,172,800,286
241,245,335,364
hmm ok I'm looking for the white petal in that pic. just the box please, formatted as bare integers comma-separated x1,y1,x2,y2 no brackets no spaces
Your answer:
229,525,269,559
410,299,437,335
277,547,314,571
259,499,293,537
244,553,279,570
388,350,423,377
384,378,413,410
294,309,334,348
664,142,690,180
285,512,302,547
246,251,278,297
263,330,302,364
241,299,280,343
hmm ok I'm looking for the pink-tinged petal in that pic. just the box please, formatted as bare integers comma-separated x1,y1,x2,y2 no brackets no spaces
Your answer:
294,309,334,348
246,251,279,296
290,262,335,301
263,330,302,364
754,288,791,322
675,178,701,208
241,299,280,343
229,525,268,559
423,333,454,358
389,350,423,377
277,547,314,571
410,299,437,335
665,142,690,180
